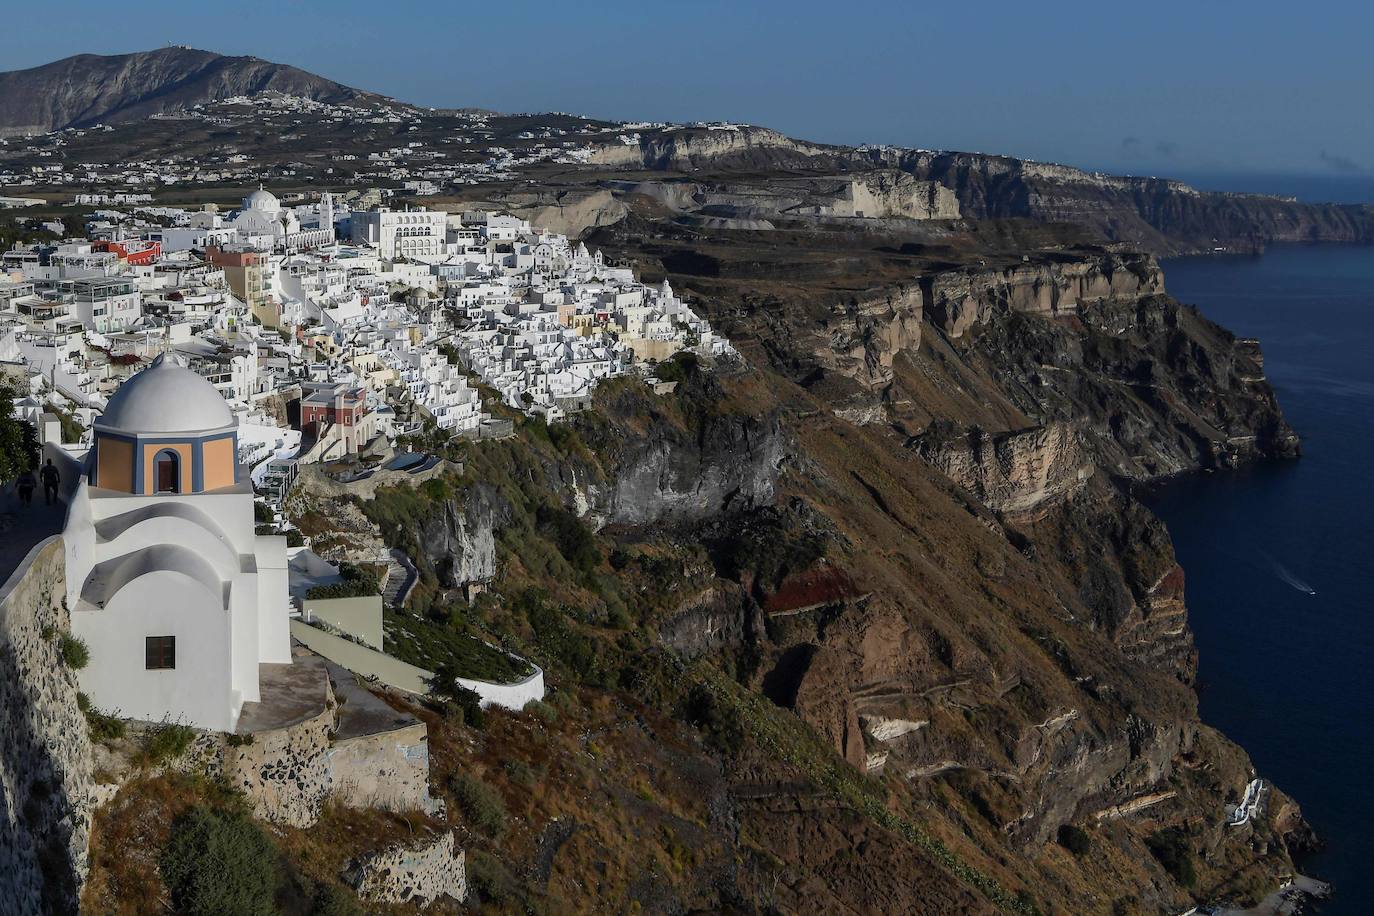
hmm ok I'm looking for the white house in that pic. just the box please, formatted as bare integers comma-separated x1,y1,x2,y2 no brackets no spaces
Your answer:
64,354,292,732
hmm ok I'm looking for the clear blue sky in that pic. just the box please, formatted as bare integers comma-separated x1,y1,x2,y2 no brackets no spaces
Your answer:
8,0,1371,177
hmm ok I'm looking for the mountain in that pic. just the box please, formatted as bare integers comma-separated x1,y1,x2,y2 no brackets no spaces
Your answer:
0,47,393,137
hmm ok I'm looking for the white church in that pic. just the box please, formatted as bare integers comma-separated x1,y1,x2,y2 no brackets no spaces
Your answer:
63,355,292,732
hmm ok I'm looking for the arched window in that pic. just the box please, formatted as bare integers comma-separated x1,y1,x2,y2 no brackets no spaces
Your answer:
154,449,181,494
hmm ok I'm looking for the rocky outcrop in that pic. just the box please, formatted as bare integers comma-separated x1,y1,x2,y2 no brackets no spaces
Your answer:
816,283,924,399
345,831,466,907
847,171,960,220
923,251,1165,337
0,47,389,137
588,126,833,171
420,483,508,588
914,421,1092,514
0,538,93,916
592,402,787,527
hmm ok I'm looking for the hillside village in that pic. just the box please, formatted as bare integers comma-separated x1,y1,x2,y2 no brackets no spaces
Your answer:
0,181,736,912
1,184,731,465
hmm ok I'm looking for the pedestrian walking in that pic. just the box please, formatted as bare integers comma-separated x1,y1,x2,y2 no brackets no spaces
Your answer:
39,459,60,506
16,470,36,507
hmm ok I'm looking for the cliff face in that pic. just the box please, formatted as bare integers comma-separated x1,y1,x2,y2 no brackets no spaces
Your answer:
588,127,1374,254
571,214,1312,910
0,48,385,136
587,126,834,171
923,250,1166,337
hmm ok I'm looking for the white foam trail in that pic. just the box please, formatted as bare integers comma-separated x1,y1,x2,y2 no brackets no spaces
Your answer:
1258,550,1317,595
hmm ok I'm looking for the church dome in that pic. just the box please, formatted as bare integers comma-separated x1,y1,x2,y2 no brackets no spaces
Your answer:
243,187,280,213
97,354,235,435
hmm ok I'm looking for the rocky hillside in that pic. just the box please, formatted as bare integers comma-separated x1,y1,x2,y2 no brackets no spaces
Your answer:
0,48,388,137
181,214,1316,914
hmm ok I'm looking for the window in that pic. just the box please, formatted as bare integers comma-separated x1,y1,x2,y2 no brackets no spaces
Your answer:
154,449,180,493
146,635,176,670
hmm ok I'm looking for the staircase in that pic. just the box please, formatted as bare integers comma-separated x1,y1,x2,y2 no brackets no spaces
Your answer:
383,547,417,608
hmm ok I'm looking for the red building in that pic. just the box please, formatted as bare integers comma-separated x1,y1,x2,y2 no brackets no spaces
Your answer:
299,383,376,458
92,239,161,266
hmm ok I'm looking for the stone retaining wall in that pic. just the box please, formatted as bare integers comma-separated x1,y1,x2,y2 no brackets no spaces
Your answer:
345,830,466,907
328,722,439,815
0,537,94,915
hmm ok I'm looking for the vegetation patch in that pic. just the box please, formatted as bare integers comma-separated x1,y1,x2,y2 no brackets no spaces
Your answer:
160,805,282,916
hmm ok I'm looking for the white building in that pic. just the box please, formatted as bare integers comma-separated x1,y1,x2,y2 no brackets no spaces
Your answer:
350,207,447,260
64,355,292,732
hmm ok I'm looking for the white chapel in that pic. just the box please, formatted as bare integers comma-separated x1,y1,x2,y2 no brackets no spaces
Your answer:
63,354,292,732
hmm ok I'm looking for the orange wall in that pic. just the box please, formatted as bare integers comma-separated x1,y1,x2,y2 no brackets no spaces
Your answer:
141,442,194,495
96,436,135,493
202,437,236,491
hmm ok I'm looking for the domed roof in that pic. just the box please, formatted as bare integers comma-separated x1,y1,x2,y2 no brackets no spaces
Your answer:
96,354,235,435
243,186,280,212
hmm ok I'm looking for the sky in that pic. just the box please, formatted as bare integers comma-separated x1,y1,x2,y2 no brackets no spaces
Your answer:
6,0,1372,180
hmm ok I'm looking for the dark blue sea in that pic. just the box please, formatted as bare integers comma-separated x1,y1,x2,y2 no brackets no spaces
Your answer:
1150,244,1374,914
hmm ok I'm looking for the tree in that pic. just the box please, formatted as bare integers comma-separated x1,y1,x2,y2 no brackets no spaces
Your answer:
0,384,39,482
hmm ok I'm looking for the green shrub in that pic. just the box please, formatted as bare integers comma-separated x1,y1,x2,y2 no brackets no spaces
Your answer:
524,699,557,724
59,633,89,670
428,666,485,729
503,759,539,789
535,504,599,575
140,722,195,766
1057,824,1092,856
1146,828,1197,887
160,805,282,916
310,881,364,916
449,773,507,837
306,561,380,600
465,849,518,905
284,529,305,548
78,692,126,741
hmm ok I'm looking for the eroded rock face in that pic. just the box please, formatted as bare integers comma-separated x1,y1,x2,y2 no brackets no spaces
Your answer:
914,421,1092,514
923,252,1165,338
345,830,466,907
598,409,786,527
420,483,509,588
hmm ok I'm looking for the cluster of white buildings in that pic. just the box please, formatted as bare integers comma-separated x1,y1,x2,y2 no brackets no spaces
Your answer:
1,186,732,472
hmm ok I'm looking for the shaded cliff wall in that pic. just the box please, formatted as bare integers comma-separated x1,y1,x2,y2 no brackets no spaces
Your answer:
0,537,93,916
923,251,1165,337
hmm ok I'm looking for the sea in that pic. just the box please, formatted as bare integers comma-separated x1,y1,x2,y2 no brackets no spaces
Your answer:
1149,236,1374,913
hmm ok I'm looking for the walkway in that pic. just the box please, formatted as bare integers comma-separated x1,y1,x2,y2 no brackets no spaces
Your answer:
0,480,66,588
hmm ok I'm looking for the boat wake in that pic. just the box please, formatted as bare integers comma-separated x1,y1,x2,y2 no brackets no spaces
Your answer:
1258,550,1317,595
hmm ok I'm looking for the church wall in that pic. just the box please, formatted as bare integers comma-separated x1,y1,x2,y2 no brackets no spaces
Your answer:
74,572,236,732
0,537,94,915
202,436,237,491
94,436,134,492
254,537,292,665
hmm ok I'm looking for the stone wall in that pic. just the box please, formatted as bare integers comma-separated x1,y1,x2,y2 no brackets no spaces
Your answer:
327,722,438,814
223,704,335,828
344,830,466,907
0,536,94,916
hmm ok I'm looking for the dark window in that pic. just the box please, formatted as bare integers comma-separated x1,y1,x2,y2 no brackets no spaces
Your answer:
146,635,176,670
154,449,180,493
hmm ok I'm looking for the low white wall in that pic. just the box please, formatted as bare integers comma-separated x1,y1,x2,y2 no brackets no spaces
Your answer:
289,620,545,710
302,595,383,649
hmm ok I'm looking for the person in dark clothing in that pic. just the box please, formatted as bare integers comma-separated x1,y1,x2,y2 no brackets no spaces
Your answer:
39,459,60,506
16,470,36,507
